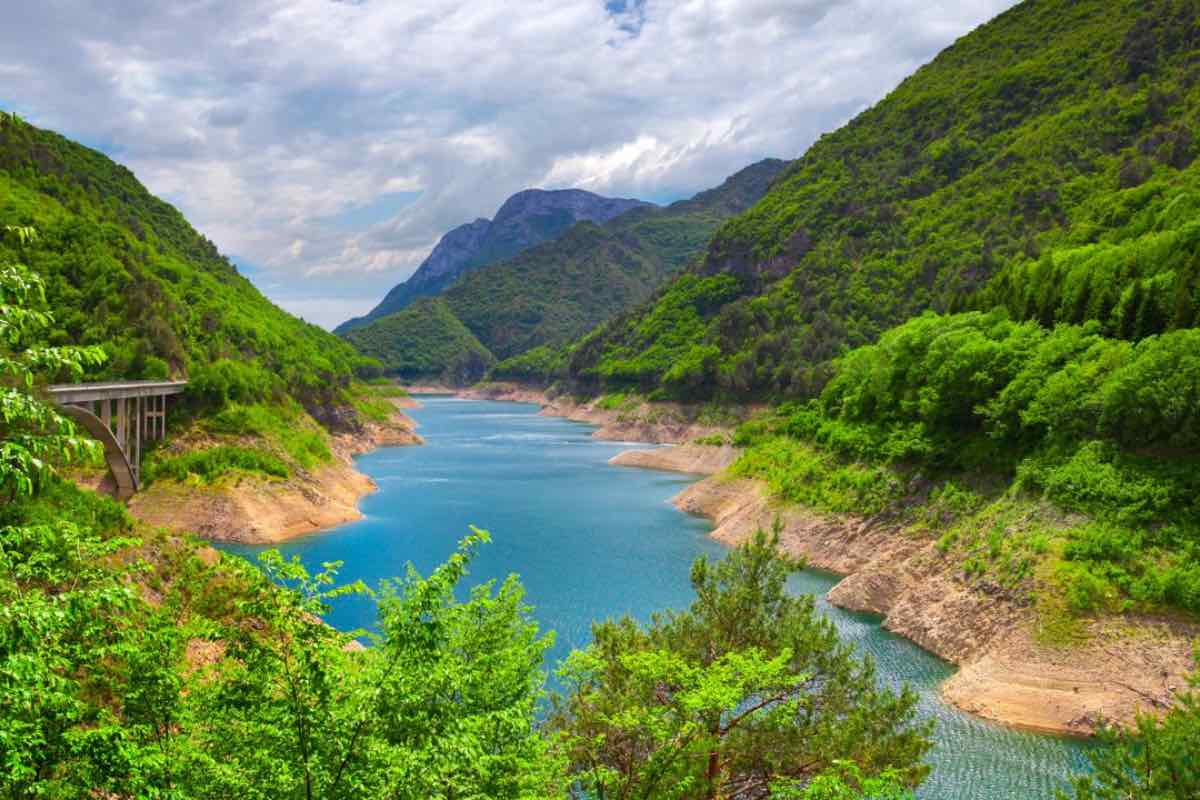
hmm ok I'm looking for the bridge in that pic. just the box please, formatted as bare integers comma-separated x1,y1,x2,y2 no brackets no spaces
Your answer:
47,380,188,500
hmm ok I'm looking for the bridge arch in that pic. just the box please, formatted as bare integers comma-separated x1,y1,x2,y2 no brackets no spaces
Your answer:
58,404,139,500
47,380,188,501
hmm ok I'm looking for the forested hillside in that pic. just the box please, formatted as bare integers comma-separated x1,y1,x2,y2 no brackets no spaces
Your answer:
554,0,1200,400
499,0,1200,671
347,158,786,383
0,113,372,405
341,296,495,384
0,112,400,490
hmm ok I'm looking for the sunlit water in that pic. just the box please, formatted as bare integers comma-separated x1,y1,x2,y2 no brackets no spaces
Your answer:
220,396,1092,799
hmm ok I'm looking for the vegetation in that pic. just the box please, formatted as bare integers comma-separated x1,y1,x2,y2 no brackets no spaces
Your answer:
1063,671,1200,799
0,114,420,497
337,191,651,334
727,306,1200,616
564,0,1200,401
10,0,1200,792
345,160,787,385
144,444,291,484
0,225,105,500
3,255,927,797
549,529,930,799
341,296,496,384
0,116,375,406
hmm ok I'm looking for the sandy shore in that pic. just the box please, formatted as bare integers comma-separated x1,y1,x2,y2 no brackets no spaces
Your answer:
636,457,1196,736
128,400,423,545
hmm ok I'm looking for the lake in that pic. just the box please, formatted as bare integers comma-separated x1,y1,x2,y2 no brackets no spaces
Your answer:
221,396,1092,799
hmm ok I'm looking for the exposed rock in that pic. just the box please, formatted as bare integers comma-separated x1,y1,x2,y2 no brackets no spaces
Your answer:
608,444,740,475
665,472,1200,736
459,383,751,445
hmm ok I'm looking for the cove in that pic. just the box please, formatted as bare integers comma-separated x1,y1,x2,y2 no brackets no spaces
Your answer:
220,396,1092,799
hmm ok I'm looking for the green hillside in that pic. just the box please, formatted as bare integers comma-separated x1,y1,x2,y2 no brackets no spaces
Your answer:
0,112,396,487
563,0,1200,399
346,158,786,381
341,296,495,384
0,113,372,404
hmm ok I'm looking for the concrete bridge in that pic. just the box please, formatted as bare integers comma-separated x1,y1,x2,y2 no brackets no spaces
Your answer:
47,380,188,500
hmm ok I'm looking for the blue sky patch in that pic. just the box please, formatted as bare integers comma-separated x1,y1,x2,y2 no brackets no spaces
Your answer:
317,191,422,231
605,0,647,36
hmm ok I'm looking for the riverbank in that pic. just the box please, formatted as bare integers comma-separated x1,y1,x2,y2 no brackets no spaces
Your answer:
128,398,423,545
456,382,744,443
621,445,1197,736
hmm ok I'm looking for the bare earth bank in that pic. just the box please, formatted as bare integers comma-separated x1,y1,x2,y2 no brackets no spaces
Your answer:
668,469,1197,736
457,383,736,444
128,401,423,545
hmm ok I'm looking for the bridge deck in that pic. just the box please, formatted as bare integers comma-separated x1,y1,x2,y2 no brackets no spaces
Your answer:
47,380,188,403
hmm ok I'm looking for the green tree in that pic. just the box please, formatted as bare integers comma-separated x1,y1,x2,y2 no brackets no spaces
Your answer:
176,530,558,800
548,529,931,799
0,227,105,499
0,228,152,797
1061,675,1200,800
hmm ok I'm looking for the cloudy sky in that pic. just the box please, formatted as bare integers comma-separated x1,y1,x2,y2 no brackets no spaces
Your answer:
2,0,1016,329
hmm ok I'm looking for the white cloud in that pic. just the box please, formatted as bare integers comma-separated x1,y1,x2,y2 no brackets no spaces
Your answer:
1,0,1018,329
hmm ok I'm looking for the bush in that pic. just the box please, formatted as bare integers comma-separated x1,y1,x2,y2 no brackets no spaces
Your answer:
145,445,289,485
188,359,282,408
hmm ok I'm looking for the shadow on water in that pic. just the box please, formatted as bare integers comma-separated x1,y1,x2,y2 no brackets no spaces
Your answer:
219,396,1093,799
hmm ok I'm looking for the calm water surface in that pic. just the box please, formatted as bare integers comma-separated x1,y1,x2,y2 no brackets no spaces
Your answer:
222,396,1092,799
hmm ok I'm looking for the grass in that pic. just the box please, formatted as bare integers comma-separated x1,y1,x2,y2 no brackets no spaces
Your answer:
729,437,903,516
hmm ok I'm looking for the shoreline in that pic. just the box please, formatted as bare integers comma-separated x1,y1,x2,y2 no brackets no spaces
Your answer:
455,382,737,444
451,383,1197,737
668,470,1195,737
128,398,424,545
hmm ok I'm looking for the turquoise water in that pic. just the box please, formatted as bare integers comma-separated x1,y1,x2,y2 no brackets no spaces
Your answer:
221,396,1092,799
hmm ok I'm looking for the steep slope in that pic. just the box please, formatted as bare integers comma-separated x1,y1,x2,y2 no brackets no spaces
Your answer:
340,218,491,334
0,114,370,406
348,158,787,381
565,0,1200,399
341,297,495,384
335,189,650,332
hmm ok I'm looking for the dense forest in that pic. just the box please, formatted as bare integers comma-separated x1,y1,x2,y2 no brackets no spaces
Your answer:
344,159,786,384
342,296,496,384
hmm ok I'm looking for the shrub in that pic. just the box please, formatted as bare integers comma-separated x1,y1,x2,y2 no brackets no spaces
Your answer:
145,445,289,485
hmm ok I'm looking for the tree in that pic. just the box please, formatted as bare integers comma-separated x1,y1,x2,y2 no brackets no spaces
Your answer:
548,528,932,800
0,230,559,796
176,529,559,800
0,226,105,500
1061,675,1200,800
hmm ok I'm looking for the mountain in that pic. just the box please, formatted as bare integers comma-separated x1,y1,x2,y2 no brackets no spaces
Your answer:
335,189,651,333
344,158,787,383
341,297,495,384
559,0,1200,400
0,114,371,407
